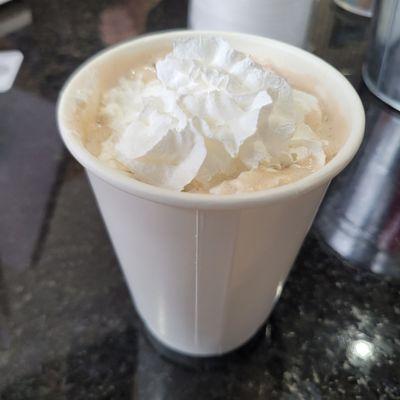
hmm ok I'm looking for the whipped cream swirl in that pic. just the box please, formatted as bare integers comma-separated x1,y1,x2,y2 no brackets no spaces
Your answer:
100,37,326,191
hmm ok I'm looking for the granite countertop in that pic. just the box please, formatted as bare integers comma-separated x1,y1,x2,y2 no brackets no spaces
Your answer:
1,0,399,398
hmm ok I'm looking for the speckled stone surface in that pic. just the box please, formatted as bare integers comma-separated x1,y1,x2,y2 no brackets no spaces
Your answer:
0,0,399,399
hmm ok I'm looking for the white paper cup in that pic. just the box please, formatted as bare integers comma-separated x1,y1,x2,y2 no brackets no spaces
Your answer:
189,0,314,48
57,31,365,357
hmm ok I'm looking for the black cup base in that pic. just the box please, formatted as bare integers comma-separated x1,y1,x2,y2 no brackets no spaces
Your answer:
144,322,269,369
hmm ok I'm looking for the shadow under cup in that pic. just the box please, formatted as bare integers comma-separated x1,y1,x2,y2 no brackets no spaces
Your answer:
57,31,365,357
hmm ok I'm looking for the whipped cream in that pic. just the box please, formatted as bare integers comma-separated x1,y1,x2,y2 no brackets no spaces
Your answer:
98,36,327,193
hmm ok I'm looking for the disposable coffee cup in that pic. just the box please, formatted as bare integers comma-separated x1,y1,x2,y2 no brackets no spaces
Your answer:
57,31,364,357
189,0,314,48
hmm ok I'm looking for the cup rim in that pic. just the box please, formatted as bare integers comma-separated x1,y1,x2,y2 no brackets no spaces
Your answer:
57,30,365,210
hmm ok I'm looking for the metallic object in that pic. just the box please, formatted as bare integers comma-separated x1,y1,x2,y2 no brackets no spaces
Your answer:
363,0,400,111
334,0,375,17
316,91,400,278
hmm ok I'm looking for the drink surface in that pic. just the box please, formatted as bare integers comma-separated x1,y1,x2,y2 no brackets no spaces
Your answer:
69,38,345,194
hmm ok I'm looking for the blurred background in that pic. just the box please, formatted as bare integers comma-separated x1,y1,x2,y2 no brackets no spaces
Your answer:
0,0,400,399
